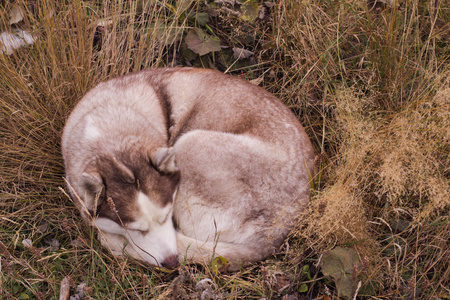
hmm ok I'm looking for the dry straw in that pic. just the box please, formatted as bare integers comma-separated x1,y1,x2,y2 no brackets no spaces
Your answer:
1,0,448,298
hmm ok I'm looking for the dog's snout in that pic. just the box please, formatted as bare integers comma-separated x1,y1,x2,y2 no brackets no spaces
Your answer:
161,254,179,268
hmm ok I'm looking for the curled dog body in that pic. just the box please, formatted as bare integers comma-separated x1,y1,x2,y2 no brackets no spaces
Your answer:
61,68,315,270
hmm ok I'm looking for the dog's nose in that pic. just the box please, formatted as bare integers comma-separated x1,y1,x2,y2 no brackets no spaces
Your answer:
161,254,179,268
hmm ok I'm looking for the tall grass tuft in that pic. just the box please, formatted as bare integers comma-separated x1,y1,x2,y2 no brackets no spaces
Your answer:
274,0,449,297
1,1,186,299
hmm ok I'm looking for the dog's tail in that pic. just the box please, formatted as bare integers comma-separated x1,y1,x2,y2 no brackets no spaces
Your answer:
177,232,271,271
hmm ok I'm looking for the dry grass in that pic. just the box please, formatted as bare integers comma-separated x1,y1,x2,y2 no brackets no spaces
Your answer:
274,0,449,298
1,0,449,299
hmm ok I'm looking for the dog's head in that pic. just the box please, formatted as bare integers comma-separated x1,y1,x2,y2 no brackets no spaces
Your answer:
74,147,180,268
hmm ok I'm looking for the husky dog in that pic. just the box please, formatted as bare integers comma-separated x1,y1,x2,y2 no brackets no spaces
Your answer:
62,68,314,270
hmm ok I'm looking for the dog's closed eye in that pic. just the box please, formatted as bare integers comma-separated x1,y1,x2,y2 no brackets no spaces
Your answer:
125,227,148,235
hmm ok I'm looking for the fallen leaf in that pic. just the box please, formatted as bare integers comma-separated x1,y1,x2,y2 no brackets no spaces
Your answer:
211,256,228,274
368,0,396,11
215,0,238,5
390,218,411,233
195,12,210,26
240,0,259,23
249,76,263,86
0,30,36,55
196,278,217,291
72,282,87,300
321,247,362,298
9,4,24,25
232,47,253,60
44,237,60,251
274,273,291,293
96,18,114,27
258,6,267,20
22,238,33,248
37,223,49,233
70,238,85,247
185,28,221,56
59,276,72,300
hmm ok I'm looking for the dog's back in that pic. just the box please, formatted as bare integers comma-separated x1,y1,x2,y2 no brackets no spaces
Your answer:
156,69,315,265
62,68,315,270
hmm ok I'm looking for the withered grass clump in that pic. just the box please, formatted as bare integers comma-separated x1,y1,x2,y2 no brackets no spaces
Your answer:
1,0,449,299
275,1,449,297
292,83,449,295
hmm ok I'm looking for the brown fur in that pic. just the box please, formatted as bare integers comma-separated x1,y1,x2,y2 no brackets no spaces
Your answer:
62,67,315,270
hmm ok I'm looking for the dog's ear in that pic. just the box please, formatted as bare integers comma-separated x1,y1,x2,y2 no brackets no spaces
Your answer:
149,147,178,174
78,171,104,211
111,157,135,183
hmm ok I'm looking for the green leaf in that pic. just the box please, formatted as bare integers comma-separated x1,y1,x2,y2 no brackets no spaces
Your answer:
302,264,312,280
195,12,209,26
18,293,30,300
181,46,197,62
321,247,361,298
299,283,308,293
240,0,259,23
185,28,221,56
211,256,228,274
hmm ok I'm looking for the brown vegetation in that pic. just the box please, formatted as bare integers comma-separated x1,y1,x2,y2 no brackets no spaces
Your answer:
1,0,448,298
